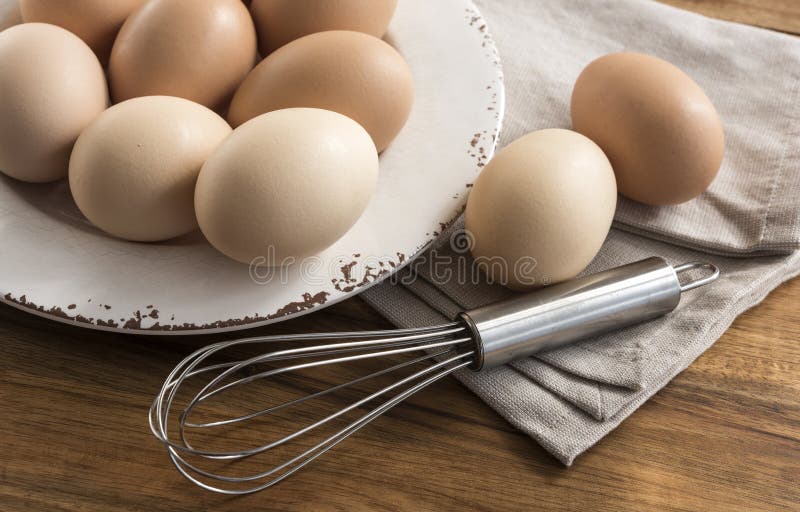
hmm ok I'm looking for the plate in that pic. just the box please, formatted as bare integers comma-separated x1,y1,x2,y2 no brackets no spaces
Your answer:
0,0,504,334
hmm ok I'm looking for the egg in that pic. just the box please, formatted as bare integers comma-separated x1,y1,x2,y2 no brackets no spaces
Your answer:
250,0,397,54
109,0,257,111
228,30,413,152
0,23,108,183
465,129,617,290
571,52,725,206
19,0,146,64
196,108,379,265
69,96,231,242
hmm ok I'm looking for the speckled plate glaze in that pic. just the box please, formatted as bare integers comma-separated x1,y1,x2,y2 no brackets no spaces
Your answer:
0,0,504,334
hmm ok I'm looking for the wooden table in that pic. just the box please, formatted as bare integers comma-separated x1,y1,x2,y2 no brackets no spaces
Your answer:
1,2,799,511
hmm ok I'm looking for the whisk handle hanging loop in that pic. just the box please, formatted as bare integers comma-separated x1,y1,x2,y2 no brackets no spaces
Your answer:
459,257,719,370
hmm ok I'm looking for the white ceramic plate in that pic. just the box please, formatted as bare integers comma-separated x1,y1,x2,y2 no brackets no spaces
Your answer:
0,0,504,334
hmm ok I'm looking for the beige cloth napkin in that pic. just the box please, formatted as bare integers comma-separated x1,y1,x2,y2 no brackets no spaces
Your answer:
362,0,800,465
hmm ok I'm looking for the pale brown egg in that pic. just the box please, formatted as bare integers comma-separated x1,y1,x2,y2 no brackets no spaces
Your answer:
19,0,146,65
465,129,617,290
0,23,108,183
69,96,232,242
250,0,397,54
196,108,379,265
571,52,725,206
228,30,413,152
109,0,257,111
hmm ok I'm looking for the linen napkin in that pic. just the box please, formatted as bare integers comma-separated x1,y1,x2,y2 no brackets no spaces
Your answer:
362,0,800,465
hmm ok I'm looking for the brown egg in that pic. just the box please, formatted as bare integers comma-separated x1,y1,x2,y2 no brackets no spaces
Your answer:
571,52,724,206
19,0,146,64
228,30,413,152
109,0,257,111
465,129,617,290
0,23,108,183
69,96,232,242
250,0,397,54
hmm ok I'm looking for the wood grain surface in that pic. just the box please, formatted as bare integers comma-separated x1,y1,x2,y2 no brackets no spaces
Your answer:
1,1,799,511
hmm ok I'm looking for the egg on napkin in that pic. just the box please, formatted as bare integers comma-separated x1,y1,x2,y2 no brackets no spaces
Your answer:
0,23,108,183
571,52,725,205
69,96,231,242
228,30,413,152
465,129,617,290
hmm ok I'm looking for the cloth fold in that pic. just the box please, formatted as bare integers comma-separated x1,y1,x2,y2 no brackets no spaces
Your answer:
362,0,800,465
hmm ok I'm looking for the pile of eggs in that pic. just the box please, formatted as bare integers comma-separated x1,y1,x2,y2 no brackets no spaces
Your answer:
0,0,411,264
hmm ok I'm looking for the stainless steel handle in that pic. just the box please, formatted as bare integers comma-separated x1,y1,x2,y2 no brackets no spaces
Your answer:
459,257,719,370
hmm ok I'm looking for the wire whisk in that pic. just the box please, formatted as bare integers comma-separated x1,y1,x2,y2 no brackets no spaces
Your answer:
150,257,719,494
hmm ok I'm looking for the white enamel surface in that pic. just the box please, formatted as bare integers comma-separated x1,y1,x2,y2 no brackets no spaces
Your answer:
0,0,505,334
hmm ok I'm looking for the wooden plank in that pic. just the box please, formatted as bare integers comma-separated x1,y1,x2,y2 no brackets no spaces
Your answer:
1,276,798,511
658,0,800,35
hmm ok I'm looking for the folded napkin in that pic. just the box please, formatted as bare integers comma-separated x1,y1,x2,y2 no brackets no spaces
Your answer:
362,0,800,465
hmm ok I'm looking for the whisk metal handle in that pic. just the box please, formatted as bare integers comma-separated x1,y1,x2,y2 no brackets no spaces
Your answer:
460,257,719,370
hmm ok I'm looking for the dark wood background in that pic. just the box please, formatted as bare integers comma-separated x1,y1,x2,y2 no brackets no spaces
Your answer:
1,1,799,510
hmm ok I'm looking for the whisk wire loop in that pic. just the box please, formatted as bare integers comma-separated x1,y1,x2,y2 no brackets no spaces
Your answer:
164,354,473,494
149,324,476,494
